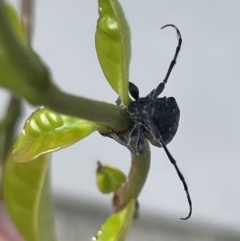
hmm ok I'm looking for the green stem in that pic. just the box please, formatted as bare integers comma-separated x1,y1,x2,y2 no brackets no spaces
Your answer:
0,96,22,163
21,0,35,43
42,85,132,131
113,141,151,211
0,2,131,131
0,95,22,200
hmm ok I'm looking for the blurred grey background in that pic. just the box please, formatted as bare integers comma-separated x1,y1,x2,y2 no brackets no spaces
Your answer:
1,0,240,240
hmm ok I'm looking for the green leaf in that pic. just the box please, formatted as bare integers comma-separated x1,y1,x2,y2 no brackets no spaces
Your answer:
13,107,99,162
96,161,126,193
3,153,56,241
93,199,135,241
0,2,51,105
95,0,131,105
1,2,28,45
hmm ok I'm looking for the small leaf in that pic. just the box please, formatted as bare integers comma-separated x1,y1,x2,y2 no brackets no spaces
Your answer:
93,199,135,241
96,161,126,193
95,0,131,105
13,107,98,162
3,153,56,241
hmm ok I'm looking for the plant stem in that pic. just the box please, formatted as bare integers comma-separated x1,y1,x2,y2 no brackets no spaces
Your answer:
42,85,132,131
113,141,151,211
21,0,35,43
0,96,22,163
0,2,132,131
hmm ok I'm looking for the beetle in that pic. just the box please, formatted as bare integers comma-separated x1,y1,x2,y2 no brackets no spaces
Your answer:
103,24,192,220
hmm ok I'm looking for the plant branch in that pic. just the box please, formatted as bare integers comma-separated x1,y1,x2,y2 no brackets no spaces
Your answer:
113,141,151,211
0,96,22,163
0,3,132,131
21,0,35,42
41,85,132,131
0,96,22,200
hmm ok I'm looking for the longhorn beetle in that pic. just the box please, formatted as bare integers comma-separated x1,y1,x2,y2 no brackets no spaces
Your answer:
103,24,192,220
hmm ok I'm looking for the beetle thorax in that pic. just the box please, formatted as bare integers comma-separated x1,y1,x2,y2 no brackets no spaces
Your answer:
127,98,153,123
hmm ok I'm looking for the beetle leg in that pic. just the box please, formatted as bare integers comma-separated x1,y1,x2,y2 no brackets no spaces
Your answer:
101,123,145,155
136,134,145,154
127,123,145,155
144,121,163,146
115,96,123,106
100,131,138,154
100,131,128,146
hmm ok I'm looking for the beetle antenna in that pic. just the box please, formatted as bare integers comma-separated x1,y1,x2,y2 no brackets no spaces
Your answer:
152,24,182,99
161,140,192,220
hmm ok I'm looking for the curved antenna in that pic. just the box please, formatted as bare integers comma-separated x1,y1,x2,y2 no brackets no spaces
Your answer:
152,24,182,99
161,140,192,220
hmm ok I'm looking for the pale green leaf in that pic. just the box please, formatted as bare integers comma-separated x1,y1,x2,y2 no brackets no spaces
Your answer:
93,199,135,241
13,107,98,162
3,153,56,241
96,162,126,193
95,0,131,105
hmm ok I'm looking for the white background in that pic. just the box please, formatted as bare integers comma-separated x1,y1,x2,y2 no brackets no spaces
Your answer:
2,0,240,233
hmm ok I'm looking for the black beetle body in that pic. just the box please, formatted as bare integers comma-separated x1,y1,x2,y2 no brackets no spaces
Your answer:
127,95,180,153
102,24,192,220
